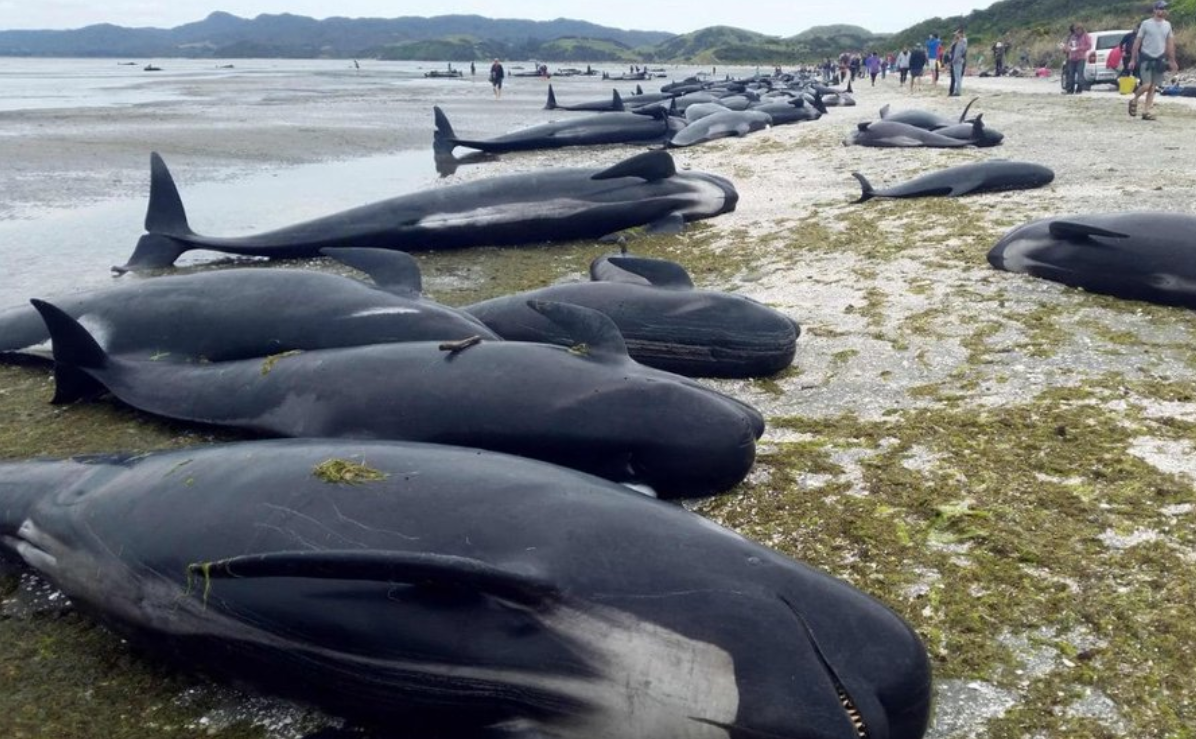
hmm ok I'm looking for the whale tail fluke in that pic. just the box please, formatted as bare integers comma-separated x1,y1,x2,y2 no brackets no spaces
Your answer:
145,152,192,237
432,106,459,153
545,84,558,110
958,96,979,123
851,172,876,203
29,299,111,405
112,233,189,275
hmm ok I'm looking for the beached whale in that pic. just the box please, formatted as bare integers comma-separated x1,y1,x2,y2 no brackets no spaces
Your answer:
844,118,987,148
465,256,800,378
852,161,1054,202
669,110,772,148
32,299,763,498
0,248,496,360
987,212,1196,309
0,438,933,739
116,150,737,273
877,98,978,130
433,104,670,154
543,84,625,111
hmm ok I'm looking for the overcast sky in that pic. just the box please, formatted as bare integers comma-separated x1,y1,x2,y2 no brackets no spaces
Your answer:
0,1,999,35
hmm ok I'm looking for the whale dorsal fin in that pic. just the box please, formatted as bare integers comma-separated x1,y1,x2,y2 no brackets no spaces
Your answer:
591,150,676,182
879,103,890,119
29,299,111,404
320,247,422,296
1049,220,1130,241
611,88,624,111
188,550,558,608
527,300,628,361
606,256,695,289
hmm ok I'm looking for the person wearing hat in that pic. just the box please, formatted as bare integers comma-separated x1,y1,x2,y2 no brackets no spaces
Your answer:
488,58,506,99
1129,1,1178,119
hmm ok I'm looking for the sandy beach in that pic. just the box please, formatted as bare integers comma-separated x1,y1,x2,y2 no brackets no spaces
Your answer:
2,61,1196,737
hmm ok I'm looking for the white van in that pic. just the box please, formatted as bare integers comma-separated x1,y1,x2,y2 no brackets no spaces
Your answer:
1060,29,1132,90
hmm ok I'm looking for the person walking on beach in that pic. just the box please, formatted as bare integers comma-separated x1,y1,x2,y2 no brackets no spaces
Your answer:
865,52,881,86
1129,1,1178,120
896,48,910,85
926,34,942,85
948,29,968,96
489,58,505,99
1062,24,1092,93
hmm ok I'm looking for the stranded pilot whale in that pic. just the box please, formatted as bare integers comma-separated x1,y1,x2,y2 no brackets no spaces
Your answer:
0,438,933,739
117,150,737,273
465,255,800,378
851,161,1054,202
0,248,496,360
987,211,1196,309
32,298,763,498
433,104,671,154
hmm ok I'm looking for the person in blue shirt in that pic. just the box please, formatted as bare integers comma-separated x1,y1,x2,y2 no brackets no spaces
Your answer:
926,34,942,84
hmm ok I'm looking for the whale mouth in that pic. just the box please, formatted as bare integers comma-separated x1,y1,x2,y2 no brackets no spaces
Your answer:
836,683,870,739
781,594,872,739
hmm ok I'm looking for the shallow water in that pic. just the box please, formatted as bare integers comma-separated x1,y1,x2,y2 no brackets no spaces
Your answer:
0,57,735,306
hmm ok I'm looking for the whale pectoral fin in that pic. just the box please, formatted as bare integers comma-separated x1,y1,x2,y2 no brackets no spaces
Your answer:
946,175,988,197
1048,221,1131,241
320,247,423,296
643,213,686,235
605,256,695,289
525,301,629,361
188,550,558,609
591,150,676,182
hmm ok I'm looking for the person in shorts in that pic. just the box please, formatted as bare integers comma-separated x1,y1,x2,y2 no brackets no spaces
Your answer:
1129,1,1178,120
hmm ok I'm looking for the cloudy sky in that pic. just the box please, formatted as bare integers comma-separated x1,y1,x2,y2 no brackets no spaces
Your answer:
0,1,998,35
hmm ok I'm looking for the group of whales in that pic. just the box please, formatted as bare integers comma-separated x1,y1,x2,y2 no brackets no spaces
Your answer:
0,78,935,738
435,72,851,155
10,67,1191,739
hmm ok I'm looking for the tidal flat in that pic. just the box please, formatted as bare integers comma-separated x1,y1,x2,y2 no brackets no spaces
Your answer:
2,59,1196,737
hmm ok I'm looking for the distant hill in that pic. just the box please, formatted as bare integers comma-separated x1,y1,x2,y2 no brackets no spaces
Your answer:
0,11,672,58
648,25,889,64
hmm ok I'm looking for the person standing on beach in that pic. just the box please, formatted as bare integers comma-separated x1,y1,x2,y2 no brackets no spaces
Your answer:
1062,24,1092,93
992,40,1007,76
908,46,927,90
1129,1,1178,120
948,29,968,96
896,48,911,85
926,34,942,84
489,58,505,99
